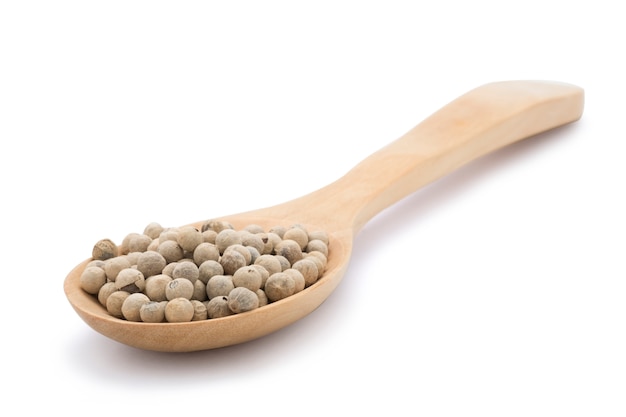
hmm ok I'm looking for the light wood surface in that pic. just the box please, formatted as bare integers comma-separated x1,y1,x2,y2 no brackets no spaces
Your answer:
64,80,584,352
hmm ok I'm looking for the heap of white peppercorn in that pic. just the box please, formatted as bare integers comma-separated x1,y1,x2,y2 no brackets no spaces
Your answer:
80,220,329,323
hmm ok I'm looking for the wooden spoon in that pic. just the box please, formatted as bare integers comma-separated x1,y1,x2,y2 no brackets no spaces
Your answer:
64,80,584,352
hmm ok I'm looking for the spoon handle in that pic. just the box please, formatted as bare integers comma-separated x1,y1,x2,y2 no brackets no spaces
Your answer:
295,80,584,232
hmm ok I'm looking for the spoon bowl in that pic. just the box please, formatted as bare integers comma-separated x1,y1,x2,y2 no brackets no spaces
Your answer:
64,215,352,352
64,80,584,352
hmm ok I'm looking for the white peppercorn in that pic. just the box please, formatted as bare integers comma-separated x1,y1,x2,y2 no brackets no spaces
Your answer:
114,268,146,293
80,266,107,294
306,250,328,271
215,229,242,253
92,238,118,261
119,232,139,255
220,249,247,275
307,230,329,246
232,266,263,292
139,301,167,323
198,260,224,284
201,219,233,233
206,296,233,319
254,254,282,276
292,258,319,287
98,281,118,307
201,229,218,244
121,293,151,322
127,233,152,253
241,232,265,254
192,279,207,301
162,261,177,277
253,254,281,276
256,233,273,254
250,264,270,287
191,300,208,321
284,268,305,293
159,228,179,242
256,289,268,307
172,261,199,283
246,246,261,264
304,253,325,278
144,274,172,302
274,255,291,271
136,250,167,278
228,287,259,313
264,272,296,302
269,225,287,238
206,274,235,299
143,222,164,239
104,256,131,281
265,232,282,253
305,239,328,257
191,300,209,321
224,244,252,265
274,239,304,265
164,297,194,323
243,224,265,234
125,251,142,266
147,238,160,251
158,240,184,263
165,277,195,300
177,225,203,253
193,242,220,266
106,290,131,318
283,226,309,250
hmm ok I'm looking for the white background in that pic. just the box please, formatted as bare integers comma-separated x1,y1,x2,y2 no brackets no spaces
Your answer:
1,1,624,416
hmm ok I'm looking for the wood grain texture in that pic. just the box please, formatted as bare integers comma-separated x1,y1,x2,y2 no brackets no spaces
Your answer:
64,80,584,352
